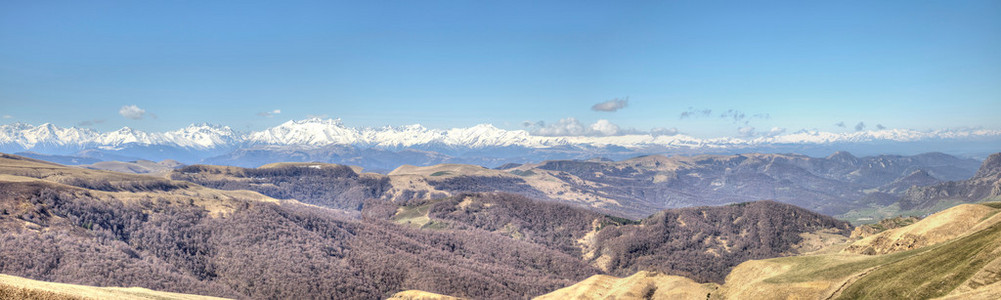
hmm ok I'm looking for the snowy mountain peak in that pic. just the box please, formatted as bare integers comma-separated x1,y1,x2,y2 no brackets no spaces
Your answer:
164,123,240,149
285,117,345,127
114,126,135,133
183,123,230,130
248,118,360,146
399,124,426,131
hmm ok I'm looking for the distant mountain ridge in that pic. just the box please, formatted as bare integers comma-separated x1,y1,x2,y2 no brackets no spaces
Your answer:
897,153,1001,210
3,118,999,168
169,152,981,219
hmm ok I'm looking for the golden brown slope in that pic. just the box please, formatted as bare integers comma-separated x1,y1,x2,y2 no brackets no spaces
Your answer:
936,280,1001,300
387,290,467,300
0,274,228,300
843,203,1000,255
714,202,1001,299
389,164,507,177
77,159,184,176
533,271,715,300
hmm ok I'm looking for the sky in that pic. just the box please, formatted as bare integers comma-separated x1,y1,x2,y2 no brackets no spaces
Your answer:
1,0,999,138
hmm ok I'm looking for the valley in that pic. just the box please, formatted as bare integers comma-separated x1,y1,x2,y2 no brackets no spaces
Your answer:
0,151,999,299
168,151,983,220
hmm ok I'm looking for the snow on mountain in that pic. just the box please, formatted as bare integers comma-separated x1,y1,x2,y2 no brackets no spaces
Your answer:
0,123,98,149
1,119,999,154
247,119,559,148
0,122,240,151
94,127,166,148
364,124,441,147
442,124,555,148
247,118,361,146
162,124,240,149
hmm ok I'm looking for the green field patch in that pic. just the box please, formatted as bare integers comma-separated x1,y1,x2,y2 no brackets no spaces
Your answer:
509,170,536,177
421,220,449,230
763,248,927,284
391,203,434,228
979,202,1001,209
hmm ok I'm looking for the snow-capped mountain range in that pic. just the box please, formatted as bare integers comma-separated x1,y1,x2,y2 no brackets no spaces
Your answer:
4,117,999,150
2,118,999,168
0,122,240,151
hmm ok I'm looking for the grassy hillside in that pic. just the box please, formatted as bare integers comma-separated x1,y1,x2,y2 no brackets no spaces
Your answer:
534,271,715,300
844,204,999,255
836,219,1001,298
0,274,224,300
714,202,1001,299
387,290,466,300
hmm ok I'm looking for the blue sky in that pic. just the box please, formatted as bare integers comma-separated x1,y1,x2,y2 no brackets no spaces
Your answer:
1,0,999,137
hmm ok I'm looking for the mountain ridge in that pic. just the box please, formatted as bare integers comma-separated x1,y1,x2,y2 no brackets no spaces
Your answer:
897,153,1001,210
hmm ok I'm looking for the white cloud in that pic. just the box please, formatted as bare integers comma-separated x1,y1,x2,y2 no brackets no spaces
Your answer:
119,105,146,120
2,115,11,119
528,118,634,136
257,109,282,117
531,118,588,136
765,127,786,137
738,126,756,137
589,119,621,135
651,127,679,136
591,97,629,112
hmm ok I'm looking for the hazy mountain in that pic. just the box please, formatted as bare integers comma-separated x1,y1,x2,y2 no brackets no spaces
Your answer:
489,152,980,217
876,169,940,194
897,152,1001,210
168,152,981,219
13,152,102,165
